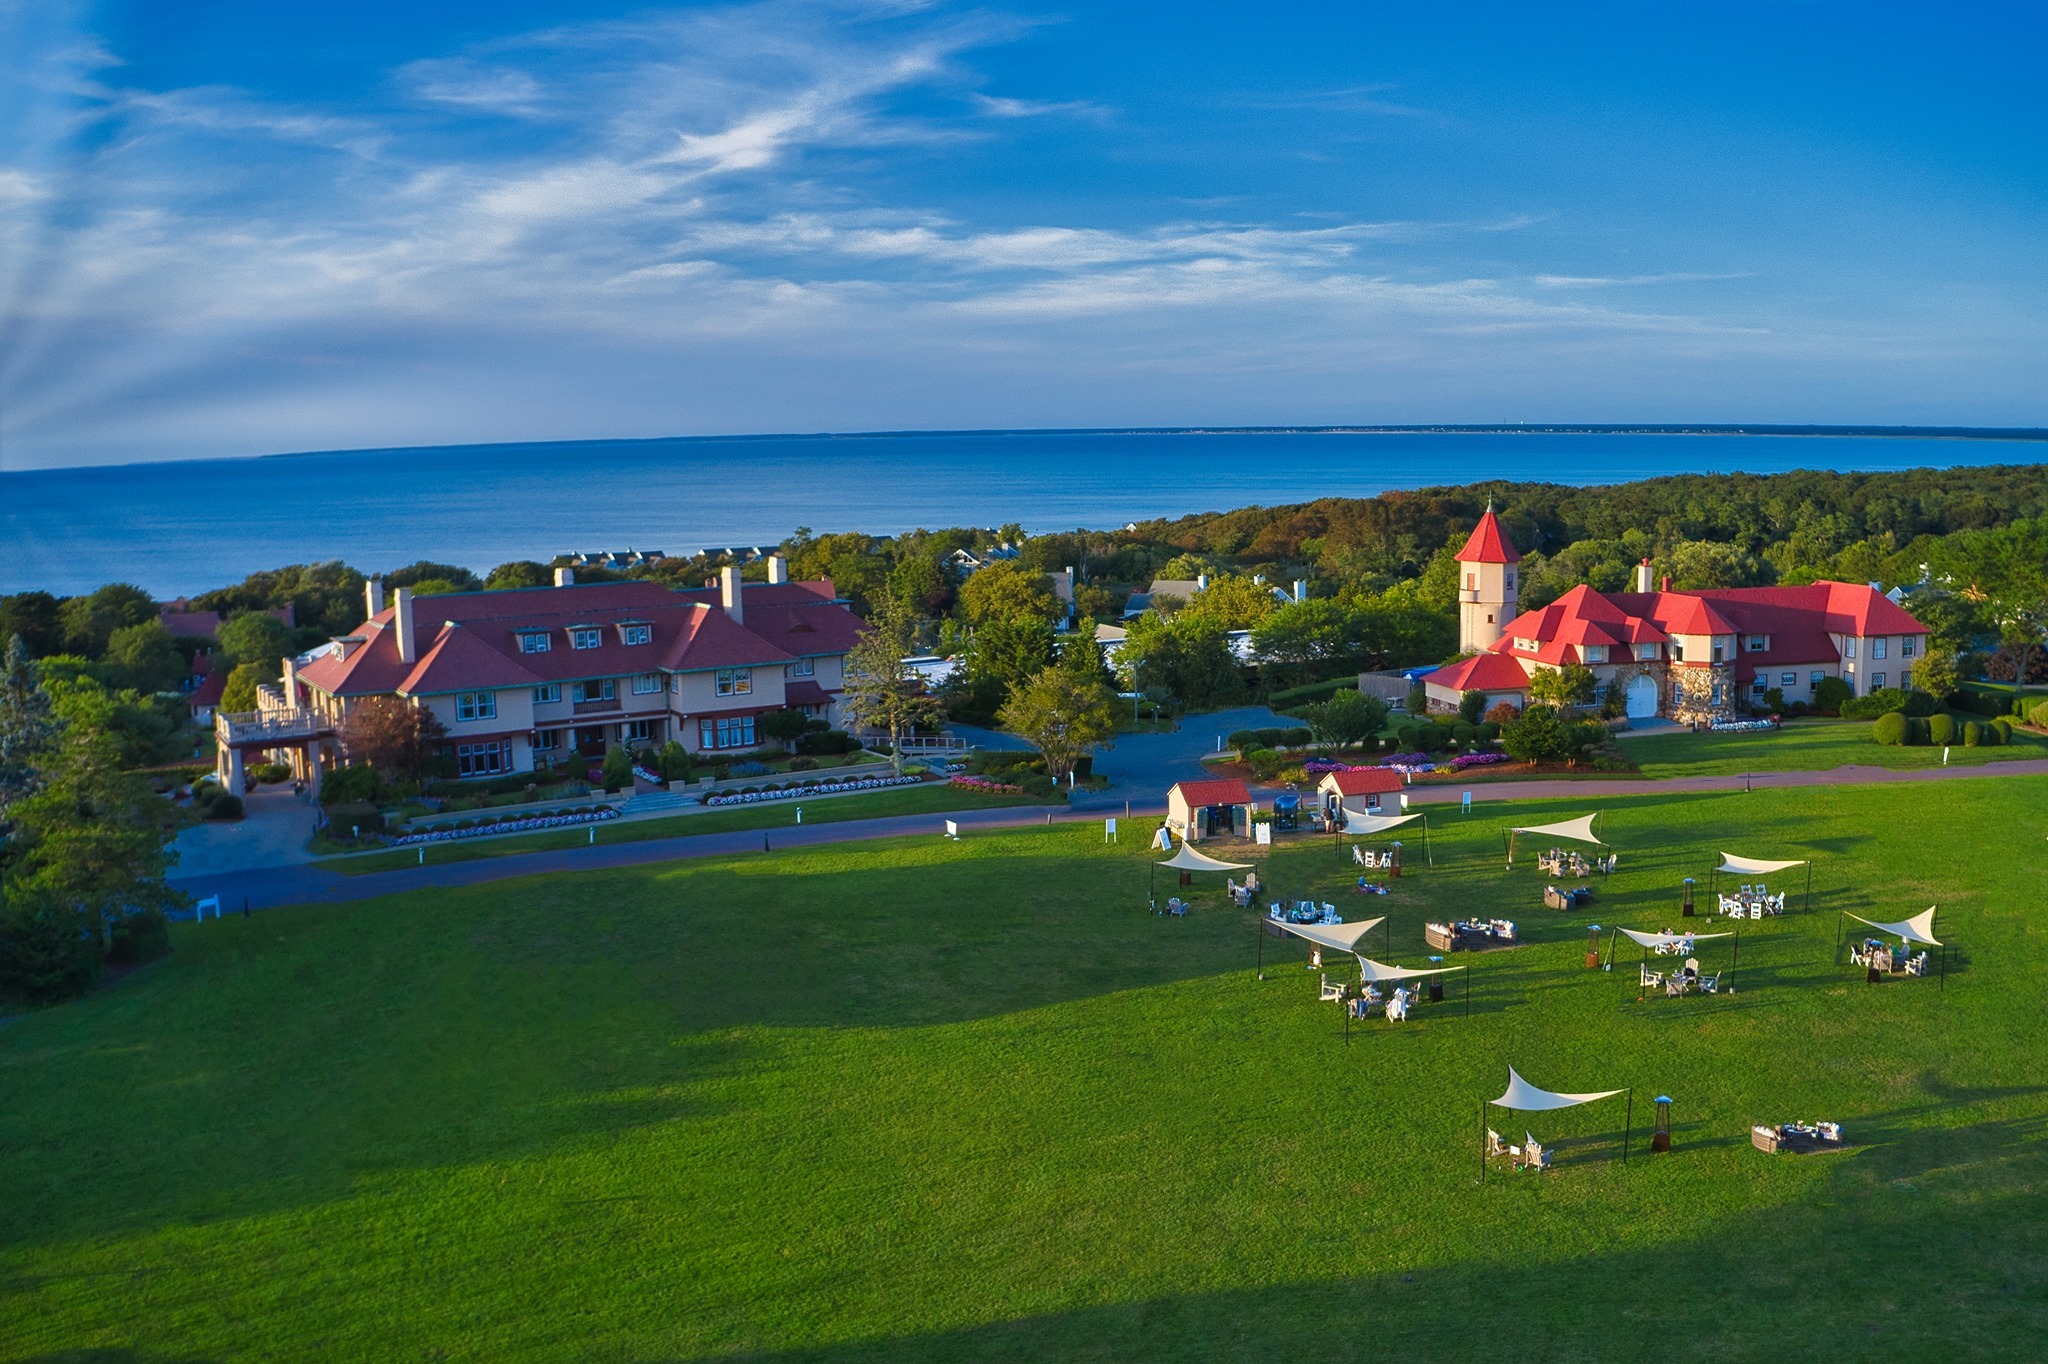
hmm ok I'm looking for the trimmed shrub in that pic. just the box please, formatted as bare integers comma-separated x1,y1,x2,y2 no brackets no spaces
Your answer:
2029,700,2048,729
1990,719,2012,745
1459,690,1487,724
1245,749,1286,782
1226,730,1260,752
1020,773,1060,800
1484,701,1520,726
1841,687,1907,720
1413,724,1446,754
1477,721,1502,743
1901,689,1940,717
327,800,384,835
320,764,381,805
1963,721,1984,747
249,762,292,785
1451,721,1477,743
1871,712,1908,746
205,793,244,820
787,756,819,772
1812,676,1854,715
1395,725,1422,751
1928,712,1957,745
796,729,857,756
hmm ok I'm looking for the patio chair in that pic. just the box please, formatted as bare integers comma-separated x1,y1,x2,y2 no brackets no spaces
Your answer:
1750,905,1763,920
1169,899,1189,917
1319,974,1345,1002
1486,1128,1507,1158
1353,846,1366,867
1699,971,1721,993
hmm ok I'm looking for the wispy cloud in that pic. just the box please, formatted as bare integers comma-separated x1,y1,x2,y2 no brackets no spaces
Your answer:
969,92,1109,120
1534,271,1752,288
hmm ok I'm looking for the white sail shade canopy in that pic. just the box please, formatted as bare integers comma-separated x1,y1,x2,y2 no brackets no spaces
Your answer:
1340,807,1422,835
1616,927,1735,949
1157,843,1254,873
1352,954,1458,983
1509,814,1602,845
1279,918,1385,954
1718,852,1809,874
1848,907,1941,947
1492,1067,1626,1111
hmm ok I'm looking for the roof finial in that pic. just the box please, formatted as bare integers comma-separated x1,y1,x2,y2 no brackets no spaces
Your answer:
1486,495,1495,513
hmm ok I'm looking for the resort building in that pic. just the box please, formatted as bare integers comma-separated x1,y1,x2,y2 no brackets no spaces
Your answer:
214,557,863,794
1426,509,1929,723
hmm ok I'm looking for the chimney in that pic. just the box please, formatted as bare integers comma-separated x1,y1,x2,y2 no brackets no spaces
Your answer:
554,566,575,588
1635,559,1653,593
1293,579,1307,603
365,577,386,618
281,656,299,707
1197,572,1210,591
768,553,788,585
394,587,417,664
720,565,745,625
1660,575,1672,593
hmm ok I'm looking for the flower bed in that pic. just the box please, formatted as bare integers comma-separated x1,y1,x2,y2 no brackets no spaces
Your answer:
395,806,621,846
1711,719,1779,733
951,775,1024,795
1448,751,1512,770
632,764,664,786
703,775,921,807
1301,757,1368,775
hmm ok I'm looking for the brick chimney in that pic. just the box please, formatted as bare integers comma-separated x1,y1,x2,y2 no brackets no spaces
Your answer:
365,577,386,618
394,587,417,663
1635,559,1653,593
554,566,575,587
767,553,788,585
720,565,745,625
1660,575,1672,593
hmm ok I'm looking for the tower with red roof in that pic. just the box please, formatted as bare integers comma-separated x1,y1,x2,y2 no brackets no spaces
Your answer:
1454,503,1522,653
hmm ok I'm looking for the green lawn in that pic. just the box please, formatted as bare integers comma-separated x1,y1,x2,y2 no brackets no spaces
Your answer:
1627,715,2048,779
317,781,1047,875
6,779,2047,1360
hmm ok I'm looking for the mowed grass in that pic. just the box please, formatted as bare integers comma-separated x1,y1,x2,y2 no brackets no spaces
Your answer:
1628,715,2048,779
319,782,1044,875
5,779,2048,1361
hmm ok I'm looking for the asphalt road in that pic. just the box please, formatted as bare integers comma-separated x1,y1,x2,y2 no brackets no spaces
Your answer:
168,756,2048,913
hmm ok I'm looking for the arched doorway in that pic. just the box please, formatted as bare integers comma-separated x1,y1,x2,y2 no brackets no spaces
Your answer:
1626,673,1659,719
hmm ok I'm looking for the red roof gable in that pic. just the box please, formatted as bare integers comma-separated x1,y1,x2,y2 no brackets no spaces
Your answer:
1172,778,1251,806
1320,768,1404,796
1454,508,1521,565
1432,651,1532,693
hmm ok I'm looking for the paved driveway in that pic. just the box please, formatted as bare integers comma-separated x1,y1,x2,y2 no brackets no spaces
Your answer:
1071,705,1296,811
170,783,321,877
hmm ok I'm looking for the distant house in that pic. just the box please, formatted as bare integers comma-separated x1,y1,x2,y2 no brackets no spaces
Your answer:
185,653,226,721
157,599,294,639
1316,768,1403,823
1123,575,1205,619
1426,507,1930,723
902,655,960,686
944,544,1022,575
1166,777,1252,843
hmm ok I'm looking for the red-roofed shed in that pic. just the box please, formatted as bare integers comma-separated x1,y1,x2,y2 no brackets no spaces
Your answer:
1167,777,1252,843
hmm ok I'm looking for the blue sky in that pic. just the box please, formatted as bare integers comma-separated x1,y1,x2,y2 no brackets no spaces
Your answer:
3,1,2044,468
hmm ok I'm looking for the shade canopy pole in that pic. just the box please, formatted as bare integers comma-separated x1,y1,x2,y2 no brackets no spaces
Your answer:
1423,814,1434,870
1940,941,1947,991
1148,859,1156,913
1805,860,1813,915
1729,927,1740,995
1464,962,1472,1018
1622,1089,1634,1163
1480,1101,1487,1183
1833,908,1845,965
1255,918,1265,979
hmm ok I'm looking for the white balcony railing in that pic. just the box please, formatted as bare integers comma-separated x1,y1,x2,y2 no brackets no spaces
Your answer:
216,708,330,746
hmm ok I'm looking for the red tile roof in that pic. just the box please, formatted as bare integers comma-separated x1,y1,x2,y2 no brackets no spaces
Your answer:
1431,651,1533,692
1320,768,1404,796
297,579,857,701
1454,508,1521,565
784,679,833,707
1172,778,1251,806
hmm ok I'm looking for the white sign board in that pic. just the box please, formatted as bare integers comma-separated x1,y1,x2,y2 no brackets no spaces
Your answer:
195,896,221,922
944,820,960,840
1462,790,1473,811
1254,823,1272,847
1104,818,1118,842
1152,825,1173,850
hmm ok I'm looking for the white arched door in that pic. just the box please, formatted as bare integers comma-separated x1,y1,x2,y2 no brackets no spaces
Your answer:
1626,673,1659,719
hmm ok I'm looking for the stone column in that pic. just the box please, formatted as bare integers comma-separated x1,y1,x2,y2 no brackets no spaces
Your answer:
222,745,247,797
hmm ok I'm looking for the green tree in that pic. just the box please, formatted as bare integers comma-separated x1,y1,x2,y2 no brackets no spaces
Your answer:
192,561,367,637
219,661,272,714
840,598,944,776
58,584,155,657
657,740,693,782
600,744,635,792
1529,662,1597,708
963,617,1057,710
386,561,482,593
958,560,1059,626
485,561,552,590
105,621,185,693
1180,574,1280,632
1459,689,1487,724
1301,688,1389,750
889,555,948,615
759,708,812,750
1913,647,1959,699
0,637,59,824
1502,703,1570,763
998,665,1119,784
0,593,64,658
218,612,297,671
339,696,447,784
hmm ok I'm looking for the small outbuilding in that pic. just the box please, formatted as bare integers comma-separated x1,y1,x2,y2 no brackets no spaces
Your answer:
1166,777,1252,844
1316,768,1403,825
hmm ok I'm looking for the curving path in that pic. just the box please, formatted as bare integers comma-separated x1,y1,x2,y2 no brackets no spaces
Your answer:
168,756,2048,913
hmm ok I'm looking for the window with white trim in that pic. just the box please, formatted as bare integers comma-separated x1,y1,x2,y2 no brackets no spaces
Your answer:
456,741,509,776
533,682,561,704
716,667,752,697
534,729,561,752
699,715,756,749
455,691,497,721
633,673,663,694
1811,671,1827,687
1780,672,1796,687
1901,668,1912,691
1872,673,1885,690
1844,637,1857,659
1872,637,1887,659
1636,643,1658,661
518,632,550,653
621,624,652,646
570,628,602,650
787,657,815,678
572,679,616,703
1746,635,1768,653
624,719,655,742
1583,645,1606,663
1901,638,1916,658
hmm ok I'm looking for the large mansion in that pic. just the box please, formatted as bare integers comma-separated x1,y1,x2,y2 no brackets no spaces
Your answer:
1425,509,1929,723
215,558,863,794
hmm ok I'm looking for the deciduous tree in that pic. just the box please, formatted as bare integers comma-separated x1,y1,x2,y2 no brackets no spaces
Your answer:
840,599,943,776
999,665,1119,784
340,696,447,784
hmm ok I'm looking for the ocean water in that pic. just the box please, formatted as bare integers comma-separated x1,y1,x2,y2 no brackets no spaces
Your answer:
6,428,2042,597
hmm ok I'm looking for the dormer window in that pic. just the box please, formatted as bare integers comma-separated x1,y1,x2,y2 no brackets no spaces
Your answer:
1746,635,1768,653
517,631,551,654
620,623,652,646
1583,645,1606,663
1513,636,1537,653
570,627,602,650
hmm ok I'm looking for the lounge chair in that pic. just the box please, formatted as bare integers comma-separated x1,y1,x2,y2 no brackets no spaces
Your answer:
1319,973,1346,1002
1699,971,1721,993
1487,1128,1507,1157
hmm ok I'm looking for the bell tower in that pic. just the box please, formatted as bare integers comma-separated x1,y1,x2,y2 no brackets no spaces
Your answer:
1454,503,1520,653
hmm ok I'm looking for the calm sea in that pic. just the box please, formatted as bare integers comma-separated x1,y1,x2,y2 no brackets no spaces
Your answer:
7,428,2043,597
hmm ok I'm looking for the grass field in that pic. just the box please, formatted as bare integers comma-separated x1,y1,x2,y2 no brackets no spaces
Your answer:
317,782,1046,875
1628,716,2048,779
5,777,2047,1360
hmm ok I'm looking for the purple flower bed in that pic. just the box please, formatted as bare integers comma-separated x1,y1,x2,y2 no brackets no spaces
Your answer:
1382,752,1431,767
1301,757,1367,775
1449,752,1512,770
